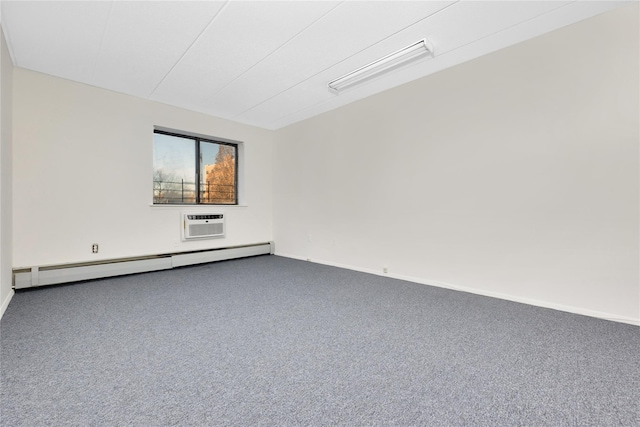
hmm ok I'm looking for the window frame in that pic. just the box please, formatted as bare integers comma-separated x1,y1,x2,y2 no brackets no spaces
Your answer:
153,129,239,205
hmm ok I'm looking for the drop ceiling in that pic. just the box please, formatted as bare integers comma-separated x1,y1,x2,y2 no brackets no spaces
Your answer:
0,0,633,130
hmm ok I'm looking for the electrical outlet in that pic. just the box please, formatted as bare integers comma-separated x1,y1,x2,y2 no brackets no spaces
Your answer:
383,266,388,274
92,244,99,254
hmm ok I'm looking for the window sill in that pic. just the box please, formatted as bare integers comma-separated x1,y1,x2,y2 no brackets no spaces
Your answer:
149,204,248,208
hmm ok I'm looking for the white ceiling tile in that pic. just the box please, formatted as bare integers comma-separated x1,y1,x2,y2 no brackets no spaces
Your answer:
234,0,569,128
149,0,341,116
92,1,224,98
236,81,334,129
215,1,454,118
284,0,573,108
411,0,574,54
1,1,111,84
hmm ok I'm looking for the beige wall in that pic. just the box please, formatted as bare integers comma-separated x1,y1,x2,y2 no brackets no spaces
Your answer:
1,26,14,316
273,5,640,324
12,69,273,267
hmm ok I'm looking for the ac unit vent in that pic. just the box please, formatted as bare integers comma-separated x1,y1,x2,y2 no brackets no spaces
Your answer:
183,213,225,241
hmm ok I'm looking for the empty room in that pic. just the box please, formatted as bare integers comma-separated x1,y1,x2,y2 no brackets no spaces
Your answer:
1,1,638,425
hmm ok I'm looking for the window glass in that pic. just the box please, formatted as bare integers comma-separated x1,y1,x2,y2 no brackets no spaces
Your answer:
201,141,236,205
153,130,238,205
153,133,196,204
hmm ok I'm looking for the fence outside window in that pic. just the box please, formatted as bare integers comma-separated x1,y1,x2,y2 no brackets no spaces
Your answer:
153,180,235,204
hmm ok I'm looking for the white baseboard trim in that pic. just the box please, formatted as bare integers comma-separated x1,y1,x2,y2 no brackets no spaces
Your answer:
275,252,640,327
1,289,14,319
14,242,275,290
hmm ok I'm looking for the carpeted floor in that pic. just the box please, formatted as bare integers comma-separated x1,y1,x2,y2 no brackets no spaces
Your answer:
1,255,639,426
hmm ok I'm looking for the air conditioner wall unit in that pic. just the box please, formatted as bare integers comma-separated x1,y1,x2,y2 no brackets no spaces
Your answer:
182,213,225,241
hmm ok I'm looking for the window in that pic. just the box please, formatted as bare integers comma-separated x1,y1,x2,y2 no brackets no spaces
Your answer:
153,129,238,205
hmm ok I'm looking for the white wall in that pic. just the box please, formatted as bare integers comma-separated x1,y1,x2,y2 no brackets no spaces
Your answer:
273,6,640,324
1,25,14,316
13,69,273,268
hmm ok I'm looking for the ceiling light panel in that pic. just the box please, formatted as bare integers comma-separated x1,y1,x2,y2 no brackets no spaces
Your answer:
92,1,224,98
327,39,434,93
1,1,111,85
150,1,340,116
210,1,454,119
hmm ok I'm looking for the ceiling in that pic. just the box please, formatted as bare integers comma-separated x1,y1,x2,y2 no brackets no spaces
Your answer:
0,0,633,130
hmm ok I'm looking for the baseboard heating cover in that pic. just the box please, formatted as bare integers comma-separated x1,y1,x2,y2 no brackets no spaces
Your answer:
13,242,274,289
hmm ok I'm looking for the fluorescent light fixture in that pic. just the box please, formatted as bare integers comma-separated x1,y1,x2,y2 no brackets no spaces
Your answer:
328,38,434,94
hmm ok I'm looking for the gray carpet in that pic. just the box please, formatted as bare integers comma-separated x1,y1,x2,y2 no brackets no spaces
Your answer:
1,255,639,426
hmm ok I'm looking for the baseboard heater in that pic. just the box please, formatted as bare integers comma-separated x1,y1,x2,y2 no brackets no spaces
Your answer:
12,242,274,290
